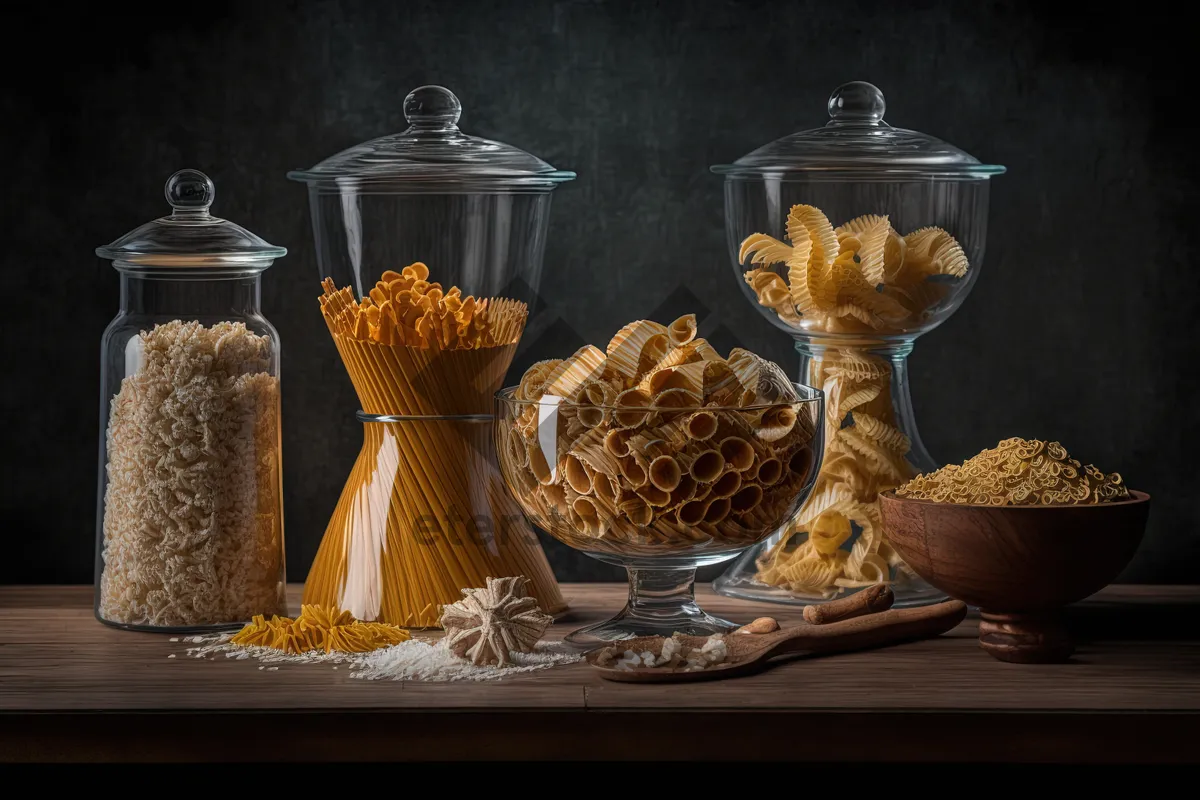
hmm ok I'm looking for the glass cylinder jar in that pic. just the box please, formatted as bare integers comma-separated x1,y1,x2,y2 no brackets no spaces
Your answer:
94,170,288,631
711,82,1005,607
288,86,573,625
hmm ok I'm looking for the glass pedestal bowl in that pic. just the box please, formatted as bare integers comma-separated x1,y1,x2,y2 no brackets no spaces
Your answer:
495,384,824,647
711,80,1005,608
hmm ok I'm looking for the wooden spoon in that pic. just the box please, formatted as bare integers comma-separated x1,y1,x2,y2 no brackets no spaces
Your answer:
587,599,967,683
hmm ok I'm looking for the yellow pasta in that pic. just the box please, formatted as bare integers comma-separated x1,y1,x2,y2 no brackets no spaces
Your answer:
311,267,565,626
230,605,411,654
895,438,1131,505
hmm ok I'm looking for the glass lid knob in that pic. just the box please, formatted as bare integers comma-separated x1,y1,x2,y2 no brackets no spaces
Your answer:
404,85,462,130
165,169,215,217
827,81,886,124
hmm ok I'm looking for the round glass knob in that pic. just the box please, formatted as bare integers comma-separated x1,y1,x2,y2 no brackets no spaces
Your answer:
165,169,215,213
404,85,462,129
827,81,886,124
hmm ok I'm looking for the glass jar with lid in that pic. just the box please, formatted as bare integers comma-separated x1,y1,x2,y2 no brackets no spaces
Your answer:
288,86,573,626
94,169,288,631
712,81,1006,607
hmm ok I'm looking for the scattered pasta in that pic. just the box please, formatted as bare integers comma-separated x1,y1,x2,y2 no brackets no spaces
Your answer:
895,438,1130,505
499,315,820,556
230,605,411,654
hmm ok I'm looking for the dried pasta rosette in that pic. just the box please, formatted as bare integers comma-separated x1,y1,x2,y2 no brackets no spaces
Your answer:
496,315,823,558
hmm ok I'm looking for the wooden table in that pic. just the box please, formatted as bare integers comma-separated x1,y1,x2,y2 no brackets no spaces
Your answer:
2,584,1197,763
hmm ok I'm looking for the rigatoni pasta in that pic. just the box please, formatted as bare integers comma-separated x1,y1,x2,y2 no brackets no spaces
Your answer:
498,316,820,556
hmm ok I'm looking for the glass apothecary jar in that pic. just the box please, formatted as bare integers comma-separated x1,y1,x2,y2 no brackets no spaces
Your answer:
288,86,573,625
711,81,1005,607
94,169,288,631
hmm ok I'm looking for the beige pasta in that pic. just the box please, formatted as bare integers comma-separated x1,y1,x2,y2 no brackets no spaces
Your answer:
606,320,669,382
704,496,732,524
648,454,683,492
755,457,783,486
686,448,725,484
544,345,607,398
668,313,698,346
564,454,595,495
730,484,764,514
684,410,718,441
620,496,654,526
613,387,653,429
506,318,818,557
718,436,756,472
710,469,743,500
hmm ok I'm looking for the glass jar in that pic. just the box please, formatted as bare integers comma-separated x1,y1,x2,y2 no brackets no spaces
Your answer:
94,170,288,631
711,81,1005,607
288,85,573,625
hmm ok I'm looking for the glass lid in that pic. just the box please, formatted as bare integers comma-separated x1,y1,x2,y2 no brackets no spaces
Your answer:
712,81,1006,179
287,85,577,193
96,169,286,268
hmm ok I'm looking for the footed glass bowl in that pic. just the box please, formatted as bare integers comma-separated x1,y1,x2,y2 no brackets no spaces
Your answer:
494,384,824,646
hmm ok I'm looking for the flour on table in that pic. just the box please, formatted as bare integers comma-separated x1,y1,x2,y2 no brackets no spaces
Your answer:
181,634,579,681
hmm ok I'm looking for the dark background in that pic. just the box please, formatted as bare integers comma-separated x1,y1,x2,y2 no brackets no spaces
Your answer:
2,0,1196,585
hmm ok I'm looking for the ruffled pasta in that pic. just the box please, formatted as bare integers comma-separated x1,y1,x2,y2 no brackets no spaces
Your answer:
739,204,970,334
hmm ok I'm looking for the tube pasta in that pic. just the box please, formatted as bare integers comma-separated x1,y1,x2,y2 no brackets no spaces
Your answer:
755,457,783,486
710,469,742,499
504,317,819,556
684,410,718,441
730,484,764,514
718,437,755,472
686,448,726,484
648,455,683,492
613,388,653,429
564,455,594,495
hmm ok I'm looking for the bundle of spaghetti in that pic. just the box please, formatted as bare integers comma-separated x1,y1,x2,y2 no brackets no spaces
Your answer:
501,316,820,558
306,263,565,627
230,604,411,654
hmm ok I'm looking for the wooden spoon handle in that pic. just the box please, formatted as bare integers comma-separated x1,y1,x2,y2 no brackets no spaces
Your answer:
768,599,968,659
803,584,894,625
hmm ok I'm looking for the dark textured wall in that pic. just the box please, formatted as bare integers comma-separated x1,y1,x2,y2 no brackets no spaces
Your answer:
2,0,1196,585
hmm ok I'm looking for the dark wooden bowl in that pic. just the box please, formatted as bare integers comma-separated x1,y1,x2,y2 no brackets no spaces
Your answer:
879,490,1150,663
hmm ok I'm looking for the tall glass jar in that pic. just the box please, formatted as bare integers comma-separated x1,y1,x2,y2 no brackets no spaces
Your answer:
288,86,573,626
712,82,1005,607
94,169,288,631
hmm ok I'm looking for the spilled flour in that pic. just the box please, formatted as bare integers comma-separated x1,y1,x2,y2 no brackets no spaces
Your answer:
177,634,580,681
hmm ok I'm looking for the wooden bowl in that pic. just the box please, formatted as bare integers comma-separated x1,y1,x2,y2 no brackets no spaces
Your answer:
878,490,1150,663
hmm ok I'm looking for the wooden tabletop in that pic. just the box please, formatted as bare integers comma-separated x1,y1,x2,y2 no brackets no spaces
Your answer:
2,583,1198,763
